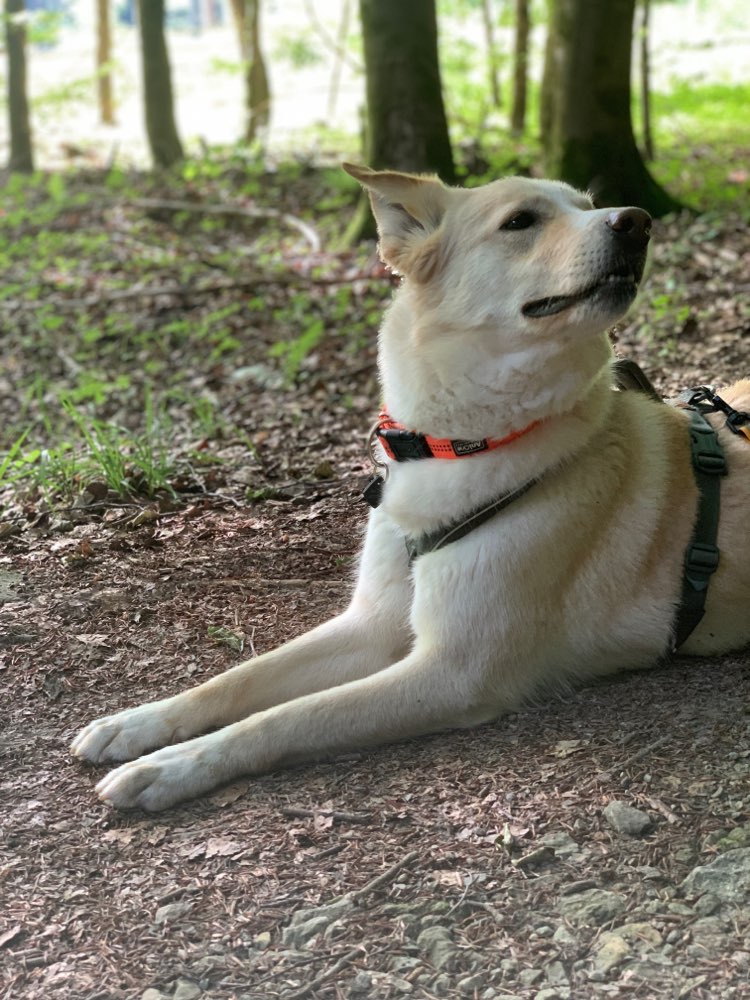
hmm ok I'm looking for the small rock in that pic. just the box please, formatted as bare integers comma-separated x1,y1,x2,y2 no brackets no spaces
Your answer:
313,460,335,479
557,889,626,927
539,832,585,859
681,848,750,902
282,896,356,948
141,991,168,1000
253,931,271,950
416,925,457,971
552,926,577,947
534,925,555,938
603,800,652,836
389,976,413,994
389,956,421,974
545,960,569,986
458,972,488,995
174,981,202,1000
154,902,193,925
349,971,373,995
705,825,750,851
534,989,570,1000
499,957,519,977
591,933,631,974
518,968,543,986
693,893,721,916
431,974,451,996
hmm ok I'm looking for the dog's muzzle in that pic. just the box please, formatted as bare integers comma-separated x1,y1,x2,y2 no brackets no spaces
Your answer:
522,207,652,319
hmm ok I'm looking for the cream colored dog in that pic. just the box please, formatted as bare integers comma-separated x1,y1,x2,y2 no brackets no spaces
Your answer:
72,165,750,811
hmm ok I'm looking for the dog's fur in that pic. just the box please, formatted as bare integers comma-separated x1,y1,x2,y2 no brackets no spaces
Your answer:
72,165,750,811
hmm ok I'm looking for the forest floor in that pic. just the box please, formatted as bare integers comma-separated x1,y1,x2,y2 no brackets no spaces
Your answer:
1,164,750,1000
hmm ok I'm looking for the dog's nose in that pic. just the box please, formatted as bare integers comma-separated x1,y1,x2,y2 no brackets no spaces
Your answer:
605,207,652,248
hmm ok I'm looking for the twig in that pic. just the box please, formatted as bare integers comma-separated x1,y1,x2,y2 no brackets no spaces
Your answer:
642,795,681,824
302,0,362,72
584,734,671,788
133,197,322,252
0,273,363,312
350,849,420,902
617,734,671,770
281,946,364,1000
280,806,372,824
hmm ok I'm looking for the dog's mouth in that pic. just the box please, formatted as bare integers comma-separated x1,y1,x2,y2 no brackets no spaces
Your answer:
522,271,640,319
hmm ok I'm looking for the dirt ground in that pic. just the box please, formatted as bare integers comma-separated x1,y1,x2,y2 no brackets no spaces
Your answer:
2,200,750,1000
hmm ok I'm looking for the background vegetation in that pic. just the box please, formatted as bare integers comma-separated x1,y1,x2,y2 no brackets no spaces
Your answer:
0,0,748,521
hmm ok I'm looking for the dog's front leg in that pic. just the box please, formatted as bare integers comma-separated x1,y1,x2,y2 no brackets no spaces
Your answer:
71,509,412,766
94,644,491,811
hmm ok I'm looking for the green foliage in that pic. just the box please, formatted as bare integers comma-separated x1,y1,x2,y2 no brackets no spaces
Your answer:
269,318,326,382
273,30,325,69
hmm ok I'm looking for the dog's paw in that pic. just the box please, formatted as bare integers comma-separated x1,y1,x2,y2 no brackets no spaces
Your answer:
70,703,181,764
95,743,215,811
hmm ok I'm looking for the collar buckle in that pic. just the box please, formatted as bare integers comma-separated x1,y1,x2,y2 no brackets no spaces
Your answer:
377,427,433,461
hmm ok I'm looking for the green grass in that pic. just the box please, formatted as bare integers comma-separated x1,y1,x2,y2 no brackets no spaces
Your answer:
641,82,750,213
1,395,180,502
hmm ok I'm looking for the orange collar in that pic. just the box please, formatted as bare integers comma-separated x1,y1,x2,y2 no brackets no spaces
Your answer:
374,410,540,462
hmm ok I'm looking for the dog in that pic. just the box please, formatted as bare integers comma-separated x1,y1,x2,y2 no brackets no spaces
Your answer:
71,164,750,811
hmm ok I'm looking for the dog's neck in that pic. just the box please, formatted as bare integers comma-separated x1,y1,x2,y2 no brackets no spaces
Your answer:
378,289,615,441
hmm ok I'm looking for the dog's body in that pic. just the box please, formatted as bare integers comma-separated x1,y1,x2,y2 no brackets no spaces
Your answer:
72,166,750,810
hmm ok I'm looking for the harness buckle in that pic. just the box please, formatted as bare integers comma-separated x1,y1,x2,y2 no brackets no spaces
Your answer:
684,541,720,590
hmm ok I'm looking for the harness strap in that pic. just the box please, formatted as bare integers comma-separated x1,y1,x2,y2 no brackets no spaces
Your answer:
405,477,538,561
611,358,663,402
671,402,726,650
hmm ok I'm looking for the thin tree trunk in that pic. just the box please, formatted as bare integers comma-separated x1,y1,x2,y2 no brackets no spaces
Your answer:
5,0,34,173
327,0,351,120
510,0,529,135
137,0,184,168
481,0,501,109
229,0,270,144
96,0,115,125
639,0,654,160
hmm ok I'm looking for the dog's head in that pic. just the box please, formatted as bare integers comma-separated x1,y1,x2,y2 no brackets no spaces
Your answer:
344,164,652,435
345,163,650,333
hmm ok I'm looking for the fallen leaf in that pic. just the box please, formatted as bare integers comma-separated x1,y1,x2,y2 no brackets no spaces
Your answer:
0,925,23,948
205,837,244,858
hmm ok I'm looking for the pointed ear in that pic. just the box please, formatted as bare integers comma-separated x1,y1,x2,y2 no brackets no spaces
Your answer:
343,163,449,279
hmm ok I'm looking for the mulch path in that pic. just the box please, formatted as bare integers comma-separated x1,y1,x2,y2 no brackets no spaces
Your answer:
2,205,750,1000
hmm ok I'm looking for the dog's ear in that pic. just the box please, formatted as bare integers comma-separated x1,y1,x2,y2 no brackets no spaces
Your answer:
343,163,448,281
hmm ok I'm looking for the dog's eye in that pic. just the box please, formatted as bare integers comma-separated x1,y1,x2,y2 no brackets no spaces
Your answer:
500,211,537,231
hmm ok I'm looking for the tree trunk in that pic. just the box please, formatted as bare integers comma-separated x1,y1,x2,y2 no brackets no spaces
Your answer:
345,0,454,243
5,0,34,173
327,0,352,120
137,0,184,168
481,0,501,109
96,0,115,125
638,0,654,160
510,0,529,135
229,0,270,144
359,0,454,180
541,0,678,215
